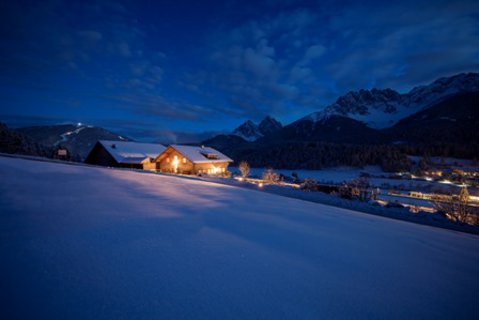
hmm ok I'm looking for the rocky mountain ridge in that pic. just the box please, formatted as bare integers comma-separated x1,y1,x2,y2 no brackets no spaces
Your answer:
303,72,479,129
232,116,283,141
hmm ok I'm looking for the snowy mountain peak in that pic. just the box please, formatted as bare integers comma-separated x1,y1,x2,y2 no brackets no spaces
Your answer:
304,72,479,129
407,72,479,108
233,120,263,141
333,88,401,116
258,116,282,135
233,116,282,141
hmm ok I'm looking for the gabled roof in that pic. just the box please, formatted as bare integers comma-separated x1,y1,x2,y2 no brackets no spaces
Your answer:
98,140,166,164
168,144,233,164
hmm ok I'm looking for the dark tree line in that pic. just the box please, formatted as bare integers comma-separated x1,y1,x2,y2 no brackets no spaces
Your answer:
226,141,413,172
221,139,479,172
0,123,52,157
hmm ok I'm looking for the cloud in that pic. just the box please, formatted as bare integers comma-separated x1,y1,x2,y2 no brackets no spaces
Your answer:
77,30,103,42
93,118,225,143
2,0,479,132
243,47,276,78
117,42,131,57
102,92,215,122
182,8,330,120
290,66,313,82
0,114,74,128
298,44,326,66
325,0,479,92
188,1,476,124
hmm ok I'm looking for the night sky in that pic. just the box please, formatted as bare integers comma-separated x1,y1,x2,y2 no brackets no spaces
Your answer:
1,0,478,141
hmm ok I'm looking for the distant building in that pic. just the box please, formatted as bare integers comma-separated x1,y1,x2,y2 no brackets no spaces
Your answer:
424,169,444,177
85,140,166,169
53,146,70,161
154,144,233,175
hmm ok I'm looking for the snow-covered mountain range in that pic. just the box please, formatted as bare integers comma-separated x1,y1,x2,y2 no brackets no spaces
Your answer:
204,73,479,169
232,116,282,141
303,73,479,129
5,72,478,168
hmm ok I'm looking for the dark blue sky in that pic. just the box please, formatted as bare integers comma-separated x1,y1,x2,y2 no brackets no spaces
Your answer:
1,0,478,141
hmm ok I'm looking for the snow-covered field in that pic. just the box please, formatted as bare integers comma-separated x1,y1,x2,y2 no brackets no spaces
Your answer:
1,156,479,319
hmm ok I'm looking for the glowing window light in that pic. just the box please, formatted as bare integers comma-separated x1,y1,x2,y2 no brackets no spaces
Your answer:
172,155,179,173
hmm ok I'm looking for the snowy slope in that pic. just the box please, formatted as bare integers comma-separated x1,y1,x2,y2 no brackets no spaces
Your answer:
1,156,478,319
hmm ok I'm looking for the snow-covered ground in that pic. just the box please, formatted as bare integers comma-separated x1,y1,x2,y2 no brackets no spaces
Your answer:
1,156,479,319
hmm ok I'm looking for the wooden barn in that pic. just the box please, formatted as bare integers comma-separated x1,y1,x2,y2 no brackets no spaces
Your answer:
154,145,233,175
85,140,166,169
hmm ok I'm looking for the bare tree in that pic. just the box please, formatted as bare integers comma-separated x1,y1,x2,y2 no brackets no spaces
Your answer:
239,161,250,179
300,178,318,191
433,186,473,224
262,168,281,184
338,176,371,200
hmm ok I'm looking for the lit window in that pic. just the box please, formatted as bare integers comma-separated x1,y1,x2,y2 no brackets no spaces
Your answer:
172,155,179,172
166,157,170,163
182,157,186,164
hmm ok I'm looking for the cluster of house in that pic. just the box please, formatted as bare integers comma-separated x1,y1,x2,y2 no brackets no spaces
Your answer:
423,167,479,186
85,140,233,176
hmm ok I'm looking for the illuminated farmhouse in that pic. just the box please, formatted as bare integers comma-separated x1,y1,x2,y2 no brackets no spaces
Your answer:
86,140,233,176
144,144,232,175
